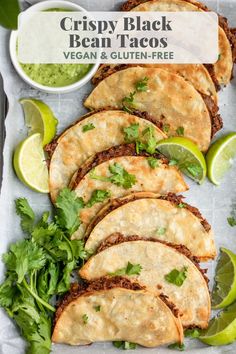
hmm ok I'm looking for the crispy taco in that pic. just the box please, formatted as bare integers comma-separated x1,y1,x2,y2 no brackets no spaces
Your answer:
52,277,183,346
84,192,216,260
46,110,166,202
79,237,211,328
69,144,188,239
121,0,236,86
84,67,222,151
92,64,218,104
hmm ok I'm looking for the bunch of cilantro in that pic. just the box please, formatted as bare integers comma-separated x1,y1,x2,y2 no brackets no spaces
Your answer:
0,188,88,354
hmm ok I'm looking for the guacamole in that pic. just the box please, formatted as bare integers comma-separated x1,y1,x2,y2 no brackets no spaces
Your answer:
20,63,92,87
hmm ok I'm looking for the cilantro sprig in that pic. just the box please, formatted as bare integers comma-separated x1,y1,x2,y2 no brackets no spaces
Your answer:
0,189,88,354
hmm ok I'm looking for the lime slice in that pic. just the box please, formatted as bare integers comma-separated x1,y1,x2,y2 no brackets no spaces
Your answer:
212,248,236,309
156,137,206,183
199,301,236,346
13,133,49,193
206,133,236,185
20,98,58,146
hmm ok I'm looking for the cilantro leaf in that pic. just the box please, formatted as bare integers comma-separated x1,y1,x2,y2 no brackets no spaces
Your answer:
186,164,202,178
86,189,111,208
184,328,200,338
141,126,158,154
15,198,35,233
55,188,84,235
113,341,137,350
123,123,140,142
227,217,236,227
135,77,149,92
109,163,136,189
169,159,178,166
57,260,75,294
82,123,95,132
168,342,185,351
147,157,160,169
156,227,166,235
165,267,188,287
94,305,101,312
122,91,136,112
109,262,142,276
3,240,46,283
176,126,184,136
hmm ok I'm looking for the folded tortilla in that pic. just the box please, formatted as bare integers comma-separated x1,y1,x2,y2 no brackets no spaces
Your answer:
70,144,188,239
121,0,235,86
92,64,218,104
52,277,183,346
84,192,216,260
79,238,211,328
47,110,166,202
84,67,222,151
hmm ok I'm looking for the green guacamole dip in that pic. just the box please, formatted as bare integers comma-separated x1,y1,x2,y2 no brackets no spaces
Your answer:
19,8,92,88
20,63,92,87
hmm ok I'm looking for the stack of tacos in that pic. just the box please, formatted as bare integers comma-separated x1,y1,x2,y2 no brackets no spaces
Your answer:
49,0,232,348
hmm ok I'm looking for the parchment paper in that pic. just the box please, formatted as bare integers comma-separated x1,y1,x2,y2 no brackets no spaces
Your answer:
0,0,236,353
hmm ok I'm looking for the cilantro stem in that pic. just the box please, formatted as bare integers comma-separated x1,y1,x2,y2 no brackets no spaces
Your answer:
22,278,55,312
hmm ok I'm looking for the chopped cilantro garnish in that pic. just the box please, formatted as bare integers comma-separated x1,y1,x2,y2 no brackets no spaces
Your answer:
109,262,142,276
135,77,149,92
163,124,170,134
94,305,101,312
0,189,88,353
86,189,111,208
147,157,160,169
176,126,184,136
82,314,88,324
177,203,186,208
123,123,140,142
227,217,236,227
82,123,95,132
184,328,200,338
168,342,185,351
113,341,137,350
165,267,188,286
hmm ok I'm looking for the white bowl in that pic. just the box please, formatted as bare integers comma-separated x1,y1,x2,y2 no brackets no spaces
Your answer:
9,0,100,94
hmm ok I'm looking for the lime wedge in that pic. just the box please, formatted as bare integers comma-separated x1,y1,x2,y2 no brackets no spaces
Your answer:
13,133,49,193
156,137,206,183
206,133,236,185
20,98,58,146
212,248,236,309
199,301,236,346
